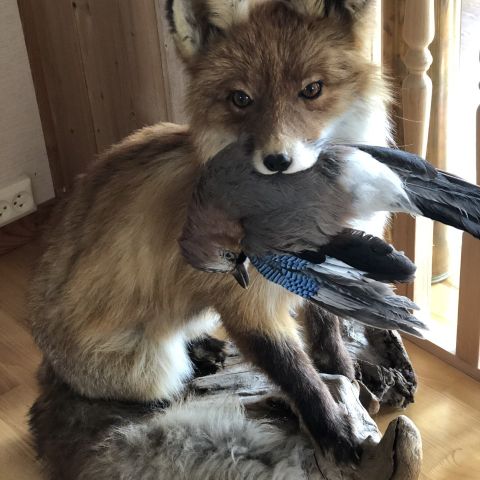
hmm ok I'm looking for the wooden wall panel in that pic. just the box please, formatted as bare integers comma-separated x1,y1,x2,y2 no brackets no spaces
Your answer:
19,0,96,192
18,0,98,194
72,0,170,152
17,0,181,194
155,0,187,123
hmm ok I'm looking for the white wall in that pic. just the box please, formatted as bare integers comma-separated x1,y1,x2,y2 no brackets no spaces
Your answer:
0,0,54,204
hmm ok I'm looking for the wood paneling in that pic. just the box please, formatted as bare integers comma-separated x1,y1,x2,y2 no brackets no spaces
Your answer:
17,0,182,194
154,0,187,123
72,0,170,152
17,0,99,194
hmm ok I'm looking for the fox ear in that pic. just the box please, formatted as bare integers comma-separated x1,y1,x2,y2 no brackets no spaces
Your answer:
166,0,213,60
166,0,251,61
296,0,373,20
331,0,371,17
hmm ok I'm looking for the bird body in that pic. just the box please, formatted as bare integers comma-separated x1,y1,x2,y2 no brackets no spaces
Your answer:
194,143,405,258
181,152,424,335
196,141,480,254
182,140,480,337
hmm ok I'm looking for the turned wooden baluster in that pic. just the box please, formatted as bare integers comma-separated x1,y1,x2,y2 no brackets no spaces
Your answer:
456,58,480,369
392,0,435,311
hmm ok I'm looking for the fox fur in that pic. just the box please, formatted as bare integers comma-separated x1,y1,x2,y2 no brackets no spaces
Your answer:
29,0,391,466
30,363,318,480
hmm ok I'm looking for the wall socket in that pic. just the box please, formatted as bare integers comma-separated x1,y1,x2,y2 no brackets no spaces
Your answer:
0,175,37,227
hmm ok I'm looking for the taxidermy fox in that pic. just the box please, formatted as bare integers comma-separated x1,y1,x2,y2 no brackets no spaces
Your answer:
29,0,391,462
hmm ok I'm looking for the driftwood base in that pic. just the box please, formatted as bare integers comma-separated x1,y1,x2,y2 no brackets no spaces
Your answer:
191,343,422,480
29,330,421,479
342,321,418,408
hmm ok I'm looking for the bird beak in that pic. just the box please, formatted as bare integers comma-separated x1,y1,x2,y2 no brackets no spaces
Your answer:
232,262,249,289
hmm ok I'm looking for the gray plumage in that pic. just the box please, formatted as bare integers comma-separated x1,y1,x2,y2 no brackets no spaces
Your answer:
196,139,480,254
195,139,354,256
181,139,429,336
189,137,419,280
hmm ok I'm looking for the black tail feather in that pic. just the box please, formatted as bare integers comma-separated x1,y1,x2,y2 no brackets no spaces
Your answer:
353,144,480,238
415,197,480,239
322,230,416,283
309,262,426,338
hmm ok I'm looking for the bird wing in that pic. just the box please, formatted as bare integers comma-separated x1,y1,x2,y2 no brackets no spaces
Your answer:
250,254,426,337
297,229,416,283
353,145,480,239
352,144,437,178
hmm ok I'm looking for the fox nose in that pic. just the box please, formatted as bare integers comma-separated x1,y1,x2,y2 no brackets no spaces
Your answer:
263,154,292,173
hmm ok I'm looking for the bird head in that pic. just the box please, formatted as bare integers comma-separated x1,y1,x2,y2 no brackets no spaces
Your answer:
179,202,249,288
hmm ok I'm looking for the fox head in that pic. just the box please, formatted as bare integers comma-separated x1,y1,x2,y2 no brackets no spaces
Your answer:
167,0,390,174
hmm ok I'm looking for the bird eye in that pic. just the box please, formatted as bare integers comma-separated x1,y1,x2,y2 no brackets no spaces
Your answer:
223,251,237,261
299,81,323,100
231,90,253,108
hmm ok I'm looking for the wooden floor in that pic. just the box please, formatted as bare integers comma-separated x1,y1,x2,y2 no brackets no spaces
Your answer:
0,243,479,480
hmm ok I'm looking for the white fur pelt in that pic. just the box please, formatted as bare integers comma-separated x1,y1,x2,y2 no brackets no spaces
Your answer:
78,397,319,480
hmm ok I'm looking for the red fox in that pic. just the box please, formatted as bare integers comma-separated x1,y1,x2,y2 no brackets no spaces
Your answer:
29,0,391,463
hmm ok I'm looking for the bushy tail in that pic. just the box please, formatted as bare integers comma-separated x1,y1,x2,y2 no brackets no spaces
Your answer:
30,364,315,480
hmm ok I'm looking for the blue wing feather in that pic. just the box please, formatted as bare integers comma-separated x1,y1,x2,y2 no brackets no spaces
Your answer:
250,255,319,298
249,254,426,337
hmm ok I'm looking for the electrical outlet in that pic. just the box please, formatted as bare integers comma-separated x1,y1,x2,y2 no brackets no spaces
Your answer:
0,201,12,224
0,175,37,227
12,190,35,213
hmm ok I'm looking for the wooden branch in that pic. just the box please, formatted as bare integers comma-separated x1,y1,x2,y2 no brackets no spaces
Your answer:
191,343,422,479
342,321,417,408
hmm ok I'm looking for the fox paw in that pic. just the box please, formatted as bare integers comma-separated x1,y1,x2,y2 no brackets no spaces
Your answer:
188,336,227,376
315,414,362,465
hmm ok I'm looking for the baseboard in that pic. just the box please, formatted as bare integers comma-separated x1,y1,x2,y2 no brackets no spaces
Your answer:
0,199,56,255
404,333,480,381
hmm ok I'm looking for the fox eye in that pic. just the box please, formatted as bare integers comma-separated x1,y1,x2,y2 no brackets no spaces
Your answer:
231,90,253,108
300,81,323,100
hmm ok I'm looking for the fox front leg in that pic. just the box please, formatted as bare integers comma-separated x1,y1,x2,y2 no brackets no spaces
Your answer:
299,303,356,380
216,290,361,464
